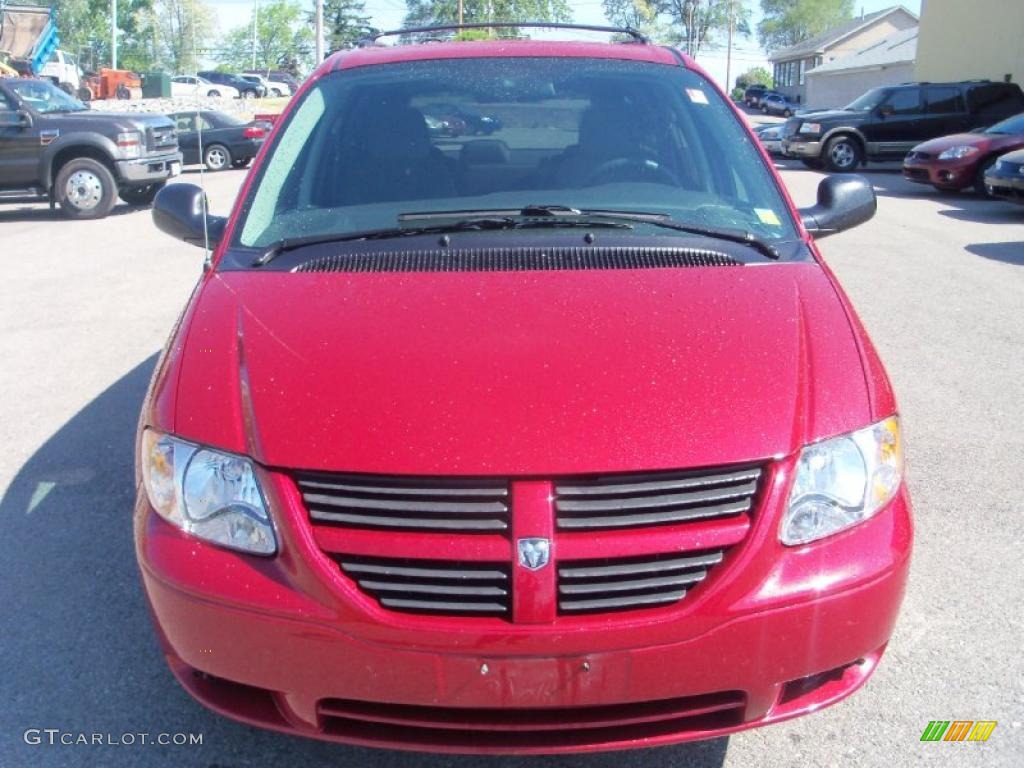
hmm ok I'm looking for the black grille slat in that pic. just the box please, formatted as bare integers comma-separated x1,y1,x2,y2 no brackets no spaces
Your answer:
339,556,511,617
555,465,761,531
557,550,723,614
292,246,743,273
298,472,510,533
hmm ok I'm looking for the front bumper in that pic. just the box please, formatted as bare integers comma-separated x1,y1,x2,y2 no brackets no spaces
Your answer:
985,168,1024,203
782,138,822,158
116,152,183,185
902,158,975,189
135,458,912,754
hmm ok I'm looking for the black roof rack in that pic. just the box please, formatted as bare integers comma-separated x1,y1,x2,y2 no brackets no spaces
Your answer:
358,21,649,47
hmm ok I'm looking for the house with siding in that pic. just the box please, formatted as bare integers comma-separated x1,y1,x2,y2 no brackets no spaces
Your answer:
804,27,918,109
768,6,919,105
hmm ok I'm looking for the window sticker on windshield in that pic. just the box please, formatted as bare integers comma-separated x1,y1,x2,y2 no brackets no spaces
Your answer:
755,208,782,226
686,88,709,105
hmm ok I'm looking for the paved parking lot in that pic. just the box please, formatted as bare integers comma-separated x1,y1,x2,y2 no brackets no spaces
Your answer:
1,163,1021,767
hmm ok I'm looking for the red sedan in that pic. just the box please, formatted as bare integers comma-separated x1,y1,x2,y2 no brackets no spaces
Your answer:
903,112,1024,194
138,23,911,754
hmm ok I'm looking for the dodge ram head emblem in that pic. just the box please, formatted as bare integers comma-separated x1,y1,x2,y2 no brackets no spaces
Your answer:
517,538,550,570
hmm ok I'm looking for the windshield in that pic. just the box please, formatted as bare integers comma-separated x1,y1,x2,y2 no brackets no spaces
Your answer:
10,80,87,113
845,88,887,111
235,57,796,249
985,112,1024,135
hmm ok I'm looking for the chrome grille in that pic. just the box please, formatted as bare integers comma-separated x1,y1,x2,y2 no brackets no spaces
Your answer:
296,472,510,532
147,126,177,151
558,551,724,613
554,465,761,530
337,556,511,616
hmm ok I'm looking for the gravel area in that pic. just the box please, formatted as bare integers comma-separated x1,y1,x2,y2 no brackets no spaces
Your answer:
87,96,287,119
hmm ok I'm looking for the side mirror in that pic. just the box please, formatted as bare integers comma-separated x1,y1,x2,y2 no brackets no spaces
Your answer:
152,183,227,248
800,175,876,238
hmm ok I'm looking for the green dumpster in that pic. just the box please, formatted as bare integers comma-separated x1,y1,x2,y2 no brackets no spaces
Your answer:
142,71,171,98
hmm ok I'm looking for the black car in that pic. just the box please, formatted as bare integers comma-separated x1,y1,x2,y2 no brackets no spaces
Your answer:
245,69,301,92
168,110,267,171
197,71,265,99
782,80,1024,172
985,148,1024,204
0,78,180,218
744,84,768,108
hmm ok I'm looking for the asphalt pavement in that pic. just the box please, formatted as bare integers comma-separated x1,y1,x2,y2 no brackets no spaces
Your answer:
0,162,1022,768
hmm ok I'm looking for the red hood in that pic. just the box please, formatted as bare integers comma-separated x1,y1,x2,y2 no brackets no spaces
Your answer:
164,264,872,476
913,132,1024,154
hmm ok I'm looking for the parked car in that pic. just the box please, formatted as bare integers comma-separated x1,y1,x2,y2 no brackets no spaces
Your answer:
246,69,301,93
0,78,180,217
744,83,768,108
168,110,267,170
422,102,502,136
761,91,799,117
903,112,1024,195
170,75,239,100
753,123,783,154
142,27,909,754
197,71,265,98
239,73,289,97
782,80,1024,172
984,148,1024,204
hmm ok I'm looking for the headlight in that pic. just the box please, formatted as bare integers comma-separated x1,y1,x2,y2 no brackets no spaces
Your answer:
140,429,276,555
116,131,143,158
937,145,978,160
781,416,903,546
798,122,822,135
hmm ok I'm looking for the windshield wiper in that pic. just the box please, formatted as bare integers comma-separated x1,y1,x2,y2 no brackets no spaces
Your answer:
596,215,782,260
253,215,631,267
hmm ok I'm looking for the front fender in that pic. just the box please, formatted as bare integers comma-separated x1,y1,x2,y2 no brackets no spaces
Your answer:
39,133,119,191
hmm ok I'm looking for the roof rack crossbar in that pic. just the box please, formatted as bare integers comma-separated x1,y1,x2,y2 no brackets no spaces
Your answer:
359,21,649,47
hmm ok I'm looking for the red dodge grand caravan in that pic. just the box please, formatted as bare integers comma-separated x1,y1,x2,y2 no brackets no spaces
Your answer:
138,23,912,754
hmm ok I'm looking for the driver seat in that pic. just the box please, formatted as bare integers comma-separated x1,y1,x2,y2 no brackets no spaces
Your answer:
557,104,647,188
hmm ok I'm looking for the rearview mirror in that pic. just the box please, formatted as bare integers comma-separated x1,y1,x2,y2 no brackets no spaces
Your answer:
152,183,227,248
799,175,876,238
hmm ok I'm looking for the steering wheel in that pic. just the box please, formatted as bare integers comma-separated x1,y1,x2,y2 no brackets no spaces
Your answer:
581,156,681,188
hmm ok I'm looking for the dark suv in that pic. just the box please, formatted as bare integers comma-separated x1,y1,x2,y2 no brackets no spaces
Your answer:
744,83,768,108
782,81,1024,171
198,71,265,98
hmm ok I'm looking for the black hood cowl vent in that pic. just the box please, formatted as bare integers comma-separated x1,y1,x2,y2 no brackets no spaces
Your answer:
291,246,743,273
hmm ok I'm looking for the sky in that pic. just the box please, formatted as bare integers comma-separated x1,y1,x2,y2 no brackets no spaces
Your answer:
208,0,922,89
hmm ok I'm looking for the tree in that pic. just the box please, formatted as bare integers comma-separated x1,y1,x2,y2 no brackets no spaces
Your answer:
757,0,853,52
217,0,313,72
602,1,750,54
401,1,573,39
152,0,217,73
320,0,375,51
735,64,771,89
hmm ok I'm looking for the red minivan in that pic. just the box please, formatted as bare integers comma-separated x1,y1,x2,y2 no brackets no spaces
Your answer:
138,24,911,754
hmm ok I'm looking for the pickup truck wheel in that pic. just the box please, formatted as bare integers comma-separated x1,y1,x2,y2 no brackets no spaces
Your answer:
77,87,92,101
204,144,232,171
119,183,165,206
55,158,117,219
824,135,862,172
207,89,222,98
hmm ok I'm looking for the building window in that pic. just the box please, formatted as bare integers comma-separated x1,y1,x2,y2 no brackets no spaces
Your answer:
799,59,806,85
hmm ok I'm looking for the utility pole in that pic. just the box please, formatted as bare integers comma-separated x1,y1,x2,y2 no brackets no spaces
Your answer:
111,0,117,69
725,0,735,95
458,0,464,25
315,0,324,60
252,2,259,70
